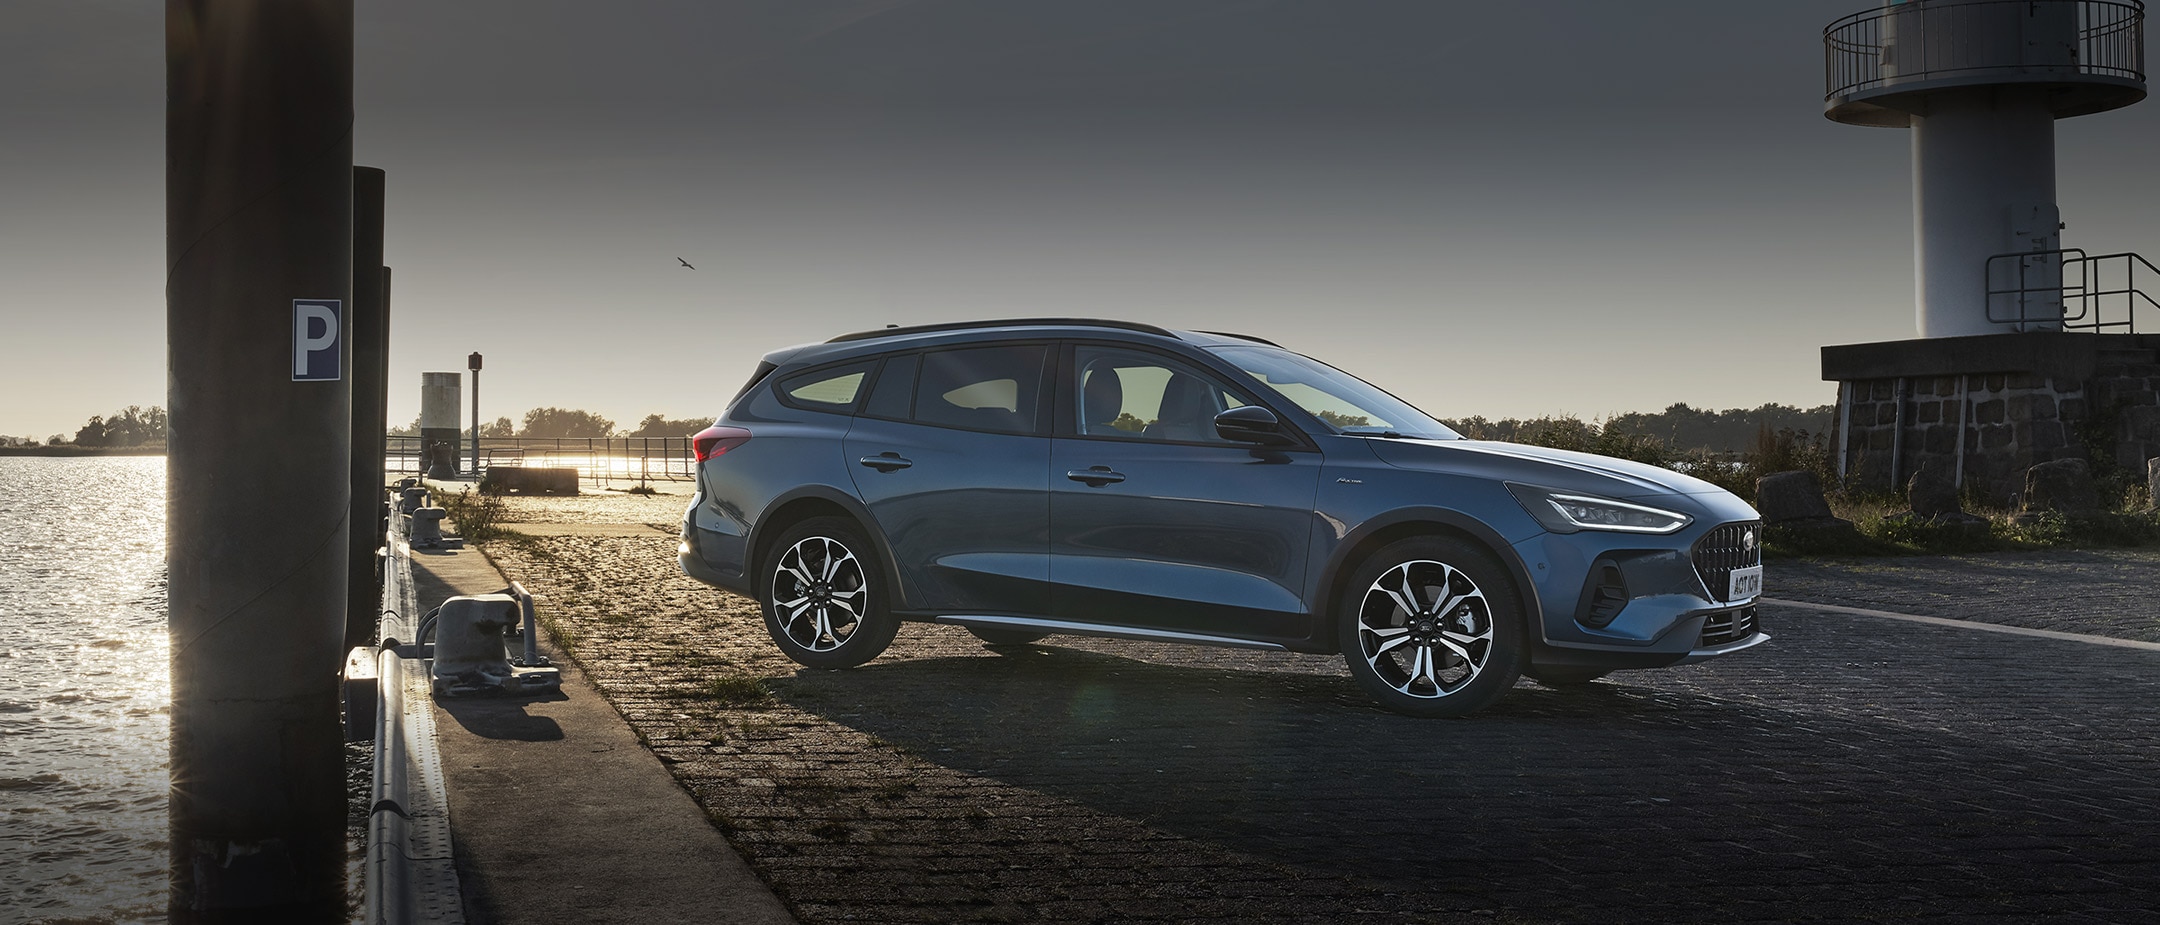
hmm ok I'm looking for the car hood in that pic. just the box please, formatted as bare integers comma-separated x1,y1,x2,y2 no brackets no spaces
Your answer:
1363,438,1732,501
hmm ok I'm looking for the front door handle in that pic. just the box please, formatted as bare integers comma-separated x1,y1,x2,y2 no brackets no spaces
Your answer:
859,453,913,472
1066,466,1125,486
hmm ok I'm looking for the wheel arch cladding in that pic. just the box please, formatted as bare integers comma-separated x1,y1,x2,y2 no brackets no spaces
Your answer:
1319,511,1541,650
751,490,903,601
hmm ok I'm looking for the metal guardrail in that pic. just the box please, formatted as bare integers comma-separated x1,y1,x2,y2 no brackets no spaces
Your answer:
1987,248,2159,333
1826,0,2145,101
385,435,696,483
365,490,466,925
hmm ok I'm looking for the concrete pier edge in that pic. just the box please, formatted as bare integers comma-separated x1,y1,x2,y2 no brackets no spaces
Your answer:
365,508,465,924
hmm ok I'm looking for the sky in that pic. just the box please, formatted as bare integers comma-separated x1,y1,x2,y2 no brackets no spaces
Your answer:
4,0,2157,441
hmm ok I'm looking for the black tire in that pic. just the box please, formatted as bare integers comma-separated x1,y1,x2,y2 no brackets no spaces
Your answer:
966,626,1052,646
759,516,900,669
1524,666,1611,687
1336,535,1526,718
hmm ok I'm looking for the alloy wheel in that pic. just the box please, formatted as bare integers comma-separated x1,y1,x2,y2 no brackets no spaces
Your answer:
1355,559,1493,699
770,535,868,653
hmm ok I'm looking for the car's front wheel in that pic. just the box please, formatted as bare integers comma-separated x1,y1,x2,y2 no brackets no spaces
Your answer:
1337,536,1525,717
759,517,900,669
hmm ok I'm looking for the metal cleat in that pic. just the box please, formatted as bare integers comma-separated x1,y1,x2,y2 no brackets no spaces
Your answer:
429,594,561,698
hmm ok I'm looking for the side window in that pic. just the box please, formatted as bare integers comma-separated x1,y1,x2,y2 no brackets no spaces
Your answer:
862,353,918,420
912,345,1047,435
777,361,875,412
1074,346,1248,444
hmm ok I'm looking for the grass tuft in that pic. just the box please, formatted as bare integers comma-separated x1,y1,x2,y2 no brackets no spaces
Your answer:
701,675,774,708
1768,498,2160,559
435,485,510,542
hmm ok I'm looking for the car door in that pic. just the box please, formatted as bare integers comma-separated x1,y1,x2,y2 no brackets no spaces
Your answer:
1047,343,1324,641
843,344,1053,616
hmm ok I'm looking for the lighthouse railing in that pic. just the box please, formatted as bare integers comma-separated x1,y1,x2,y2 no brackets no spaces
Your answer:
1826,0,2146,102
1987,248,2159,334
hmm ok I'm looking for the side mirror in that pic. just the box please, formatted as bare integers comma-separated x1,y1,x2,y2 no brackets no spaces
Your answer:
1214,405,1296,445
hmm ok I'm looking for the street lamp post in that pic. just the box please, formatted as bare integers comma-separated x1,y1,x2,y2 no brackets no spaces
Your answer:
468,352,482,478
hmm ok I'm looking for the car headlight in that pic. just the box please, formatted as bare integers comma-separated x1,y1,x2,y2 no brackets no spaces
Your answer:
1505,483,1694,535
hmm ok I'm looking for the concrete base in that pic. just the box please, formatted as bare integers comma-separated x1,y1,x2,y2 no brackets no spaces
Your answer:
1822,333,2160,504
479,467,579,495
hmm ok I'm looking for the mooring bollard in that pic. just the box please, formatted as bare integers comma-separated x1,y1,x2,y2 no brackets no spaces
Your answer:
429,593,561,697
397,486,428,516
409,507,447,548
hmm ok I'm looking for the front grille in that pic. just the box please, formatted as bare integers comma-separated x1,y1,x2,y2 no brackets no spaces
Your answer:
1692,521,1762,600
1699,606,1759,647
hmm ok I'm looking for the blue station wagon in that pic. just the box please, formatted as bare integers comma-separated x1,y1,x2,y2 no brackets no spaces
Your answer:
680,319,1766,716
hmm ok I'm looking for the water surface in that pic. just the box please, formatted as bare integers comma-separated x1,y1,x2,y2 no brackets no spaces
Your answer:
0,456,169,924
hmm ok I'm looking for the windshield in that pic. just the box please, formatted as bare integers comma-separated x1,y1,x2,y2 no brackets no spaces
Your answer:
1211,345,1460,439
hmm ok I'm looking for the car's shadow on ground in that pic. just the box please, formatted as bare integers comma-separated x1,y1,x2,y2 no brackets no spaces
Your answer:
766,641,2158,923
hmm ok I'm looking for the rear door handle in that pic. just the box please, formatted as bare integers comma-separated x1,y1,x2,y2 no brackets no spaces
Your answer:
859,453,913,472
1066,467,1125,486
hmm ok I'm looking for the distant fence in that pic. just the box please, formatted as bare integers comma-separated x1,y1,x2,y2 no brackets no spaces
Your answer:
386,435,695,483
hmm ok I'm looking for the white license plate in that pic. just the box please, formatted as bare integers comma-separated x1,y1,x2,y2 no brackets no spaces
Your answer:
1726,566,1763,602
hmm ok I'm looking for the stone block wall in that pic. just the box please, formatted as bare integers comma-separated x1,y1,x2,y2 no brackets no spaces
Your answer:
2087,359,2160,470
1837,359,2160,506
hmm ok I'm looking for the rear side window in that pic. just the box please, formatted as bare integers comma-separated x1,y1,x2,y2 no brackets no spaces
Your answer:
777,361,875,412
912,345,1047,435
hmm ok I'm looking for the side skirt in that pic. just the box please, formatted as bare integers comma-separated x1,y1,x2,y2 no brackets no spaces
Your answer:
925,614,1289,651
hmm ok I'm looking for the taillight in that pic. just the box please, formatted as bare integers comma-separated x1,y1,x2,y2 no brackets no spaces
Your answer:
692,425,751,462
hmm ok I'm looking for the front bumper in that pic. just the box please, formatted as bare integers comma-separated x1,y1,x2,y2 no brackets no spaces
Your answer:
1513,521,1768,669
1673,626,1772,665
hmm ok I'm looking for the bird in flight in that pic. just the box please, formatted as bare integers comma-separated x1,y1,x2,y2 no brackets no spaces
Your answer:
678,257,695,269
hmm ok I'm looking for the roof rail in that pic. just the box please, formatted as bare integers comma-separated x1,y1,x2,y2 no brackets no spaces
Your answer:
1195,330,1281,347
826,318,1176,344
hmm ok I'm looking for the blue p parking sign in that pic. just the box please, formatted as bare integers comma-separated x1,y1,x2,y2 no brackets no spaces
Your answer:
292,299,341,381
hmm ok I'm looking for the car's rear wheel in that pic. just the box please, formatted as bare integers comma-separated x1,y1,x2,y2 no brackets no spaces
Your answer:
966,627,1052,646
1524,666,1611,687
760,517,899,669
1337,536,1525,717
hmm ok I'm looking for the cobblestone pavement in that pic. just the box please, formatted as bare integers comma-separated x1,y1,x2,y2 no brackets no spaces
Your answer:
481,529,2160,925
1770,548,2160,642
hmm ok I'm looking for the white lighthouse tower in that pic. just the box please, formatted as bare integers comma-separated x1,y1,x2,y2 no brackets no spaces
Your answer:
1818,0,2157,504
1825,0,2146,335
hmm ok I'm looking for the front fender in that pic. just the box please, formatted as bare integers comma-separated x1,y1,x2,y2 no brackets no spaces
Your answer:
1306,506,1543,654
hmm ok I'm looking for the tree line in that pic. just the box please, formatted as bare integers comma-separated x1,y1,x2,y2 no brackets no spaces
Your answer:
9,405,713,447
388,408,716,439
0,406,172,447
1449,402,1835,455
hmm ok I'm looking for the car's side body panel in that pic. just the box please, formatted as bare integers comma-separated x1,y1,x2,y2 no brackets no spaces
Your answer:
844,415,1052,615
1047,436,1324,641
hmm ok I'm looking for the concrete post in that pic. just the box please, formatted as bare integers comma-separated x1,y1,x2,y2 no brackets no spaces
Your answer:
166,0,353,919
347,166,386,649
420,372,460,478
